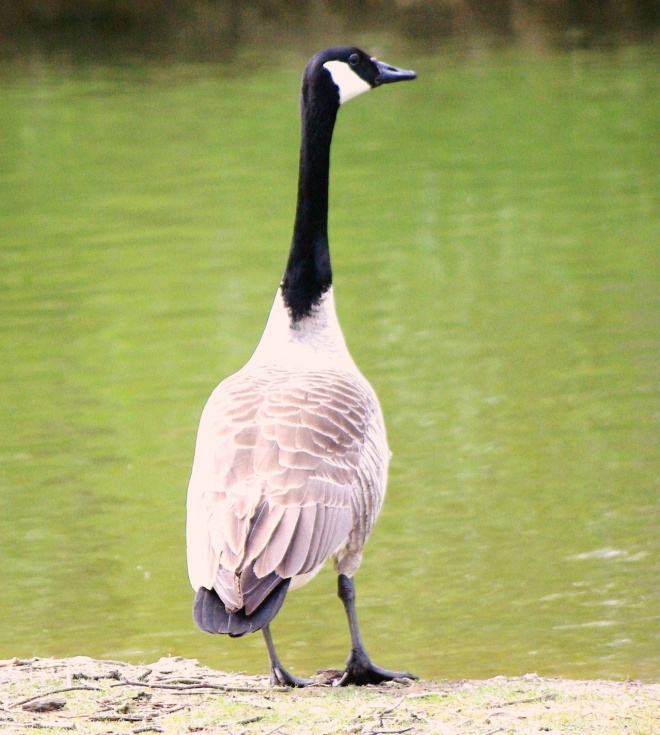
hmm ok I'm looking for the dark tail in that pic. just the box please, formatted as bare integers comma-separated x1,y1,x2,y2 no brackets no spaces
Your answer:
193,577,290,638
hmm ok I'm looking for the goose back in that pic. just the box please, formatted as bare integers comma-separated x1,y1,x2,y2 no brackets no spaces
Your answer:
186,291,389,619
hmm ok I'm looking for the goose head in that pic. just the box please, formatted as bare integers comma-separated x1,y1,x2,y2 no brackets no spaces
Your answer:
304,47,417,107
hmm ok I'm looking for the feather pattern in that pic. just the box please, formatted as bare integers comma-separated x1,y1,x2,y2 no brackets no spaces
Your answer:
186,288,389,623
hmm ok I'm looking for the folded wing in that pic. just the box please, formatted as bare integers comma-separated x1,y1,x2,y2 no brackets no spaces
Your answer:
186,366,386,631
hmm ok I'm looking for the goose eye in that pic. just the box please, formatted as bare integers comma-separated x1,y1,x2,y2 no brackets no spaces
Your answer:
348,54,359,66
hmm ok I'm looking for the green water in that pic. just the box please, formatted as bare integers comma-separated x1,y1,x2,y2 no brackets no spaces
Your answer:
1,47,658,682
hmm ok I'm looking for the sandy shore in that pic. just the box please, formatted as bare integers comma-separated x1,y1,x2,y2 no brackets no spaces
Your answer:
1,656,658,734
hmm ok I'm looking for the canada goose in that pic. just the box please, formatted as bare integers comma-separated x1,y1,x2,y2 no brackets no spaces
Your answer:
186,47,416,687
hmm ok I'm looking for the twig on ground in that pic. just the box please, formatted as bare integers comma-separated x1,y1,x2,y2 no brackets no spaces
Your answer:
111,679,269,694
499,693,557,707
376,696,406,718
151,678,203,685
0,721,76,731
90,713,147,722
152,705,187,718
228,695,273,710
262,716,293,735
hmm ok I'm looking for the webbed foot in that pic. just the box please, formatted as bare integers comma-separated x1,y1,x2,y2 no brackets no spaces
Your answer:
336,648,417,686
269,664,313,688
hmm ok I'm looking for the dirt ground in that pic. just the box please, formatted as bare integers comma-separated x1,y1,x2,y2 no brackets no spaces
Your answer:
1,656,658,735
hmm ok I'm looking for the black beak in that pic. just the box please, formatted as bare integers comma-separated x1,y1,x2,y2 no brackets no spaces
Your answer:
373,58,417,86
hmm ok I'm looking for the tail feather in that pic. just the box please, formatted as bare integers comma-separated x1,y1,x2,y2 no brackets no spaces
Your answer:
193,576,290,638
214,563,283,616
198,583,216,632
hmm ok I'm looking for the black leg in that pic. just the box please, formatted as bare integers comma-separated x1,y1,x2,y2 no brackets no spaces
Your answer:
336,574,417,686
262,624,312,687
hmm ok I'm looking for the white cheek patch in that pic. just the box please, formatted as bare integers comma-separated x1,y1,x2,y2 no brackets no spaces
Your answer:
323,60,372,104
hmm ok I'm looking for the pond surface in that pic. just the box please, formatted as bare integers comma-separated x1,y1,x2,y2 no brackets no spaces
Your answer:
0,47,658,682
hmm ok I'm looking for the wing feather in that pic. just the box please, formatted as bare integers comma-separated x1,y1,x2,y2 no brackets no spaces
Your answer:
303,504,326,570
243,502,285,567
278,504,318,577
253,506,301,577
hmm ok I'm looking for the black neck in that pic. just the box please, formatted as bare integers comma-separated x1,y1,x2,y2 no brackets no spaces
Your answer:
281,74,339,321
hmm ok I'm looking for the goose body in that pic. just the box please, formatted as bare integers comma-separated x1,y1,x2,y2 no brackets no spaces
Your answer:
186,47,416,686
